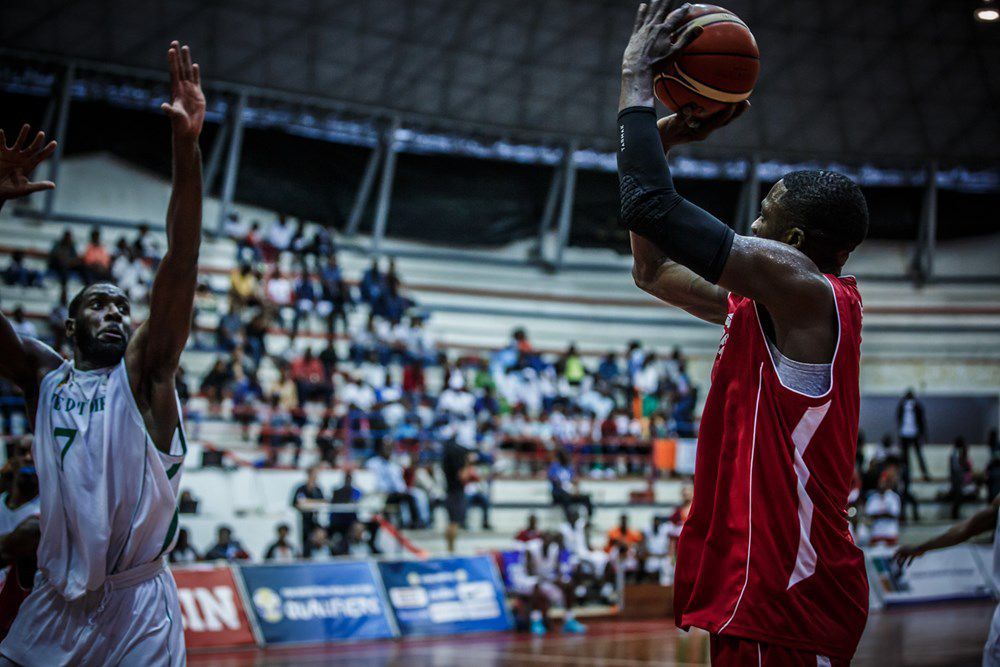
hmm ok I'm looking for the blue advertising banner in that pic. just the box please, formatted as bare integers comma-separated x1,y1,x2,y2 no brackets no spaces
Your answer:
378,556,513,637
238,561,397,645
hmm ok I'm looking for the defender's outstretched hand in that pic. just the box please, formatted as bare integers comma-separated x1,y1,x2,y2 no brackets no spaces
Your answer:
657,101,750,151
161,40,205,141
0,124,57,202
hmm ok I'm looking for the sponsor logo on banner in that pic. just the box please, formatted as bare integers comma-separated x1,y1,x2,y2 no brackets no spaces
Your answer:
238,561,397,644
378,556,512,636
172,565,257,649
867,544,994,605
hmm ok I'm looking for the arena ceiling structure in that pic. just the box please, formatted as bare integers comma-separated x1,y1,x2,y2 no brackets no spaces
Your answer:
1,0,998,272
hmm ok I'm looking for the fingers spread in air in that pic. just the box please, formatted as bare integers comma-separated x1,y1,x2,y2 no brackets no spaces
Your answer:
632,3,648,33
181,45,194,80
168,42,181,84
26,141,58,174
192,63,201,86
14,124,31,151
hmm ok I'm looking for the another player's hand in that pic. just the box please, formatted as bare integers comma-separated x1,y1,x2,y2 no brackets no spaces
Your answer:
893,544,925,568
657,101,750,150
161,41,205,142
622,1,703,76
0,124,57,202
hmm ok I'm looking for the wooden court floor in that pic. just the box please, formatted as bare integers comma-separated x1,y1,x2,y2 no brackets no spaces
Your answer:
188,600,993,666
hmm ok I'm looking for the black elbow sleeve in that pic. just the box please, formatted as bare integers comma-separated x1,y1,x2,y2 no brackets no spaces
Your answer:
617,106,735,284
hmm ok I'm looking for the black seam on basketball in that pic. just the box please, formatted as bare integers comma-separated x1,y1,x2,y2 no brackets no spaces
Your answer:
671,67,753,97
680,53,760,60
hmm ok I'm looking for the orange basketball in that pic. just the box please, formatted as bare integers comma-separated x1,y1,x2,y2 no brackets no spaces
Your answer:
653,4,759,118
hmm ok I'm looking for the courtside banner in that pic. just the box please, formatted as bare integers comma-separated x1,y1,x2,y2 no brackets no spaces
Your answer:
378,555,513,636
866,545,994,606
171,565,257,649
237,561,397,645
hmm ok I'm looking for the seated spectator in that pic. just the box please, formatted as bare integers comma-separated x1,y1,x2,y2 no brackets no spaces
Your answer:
462,452,492,531
229,263,260,309
290,348,332,406
9,306,37,340
178,489,199,514
258,394,303,467
640,516,674,585
200,359,231,411
548,450,592,521
237,221,264,264
2,250,41,287
262,214,295,262
167,528,200,565
945,437,979,519
359,258,385,306
244,308,270,367
319,343,339,379
319,255,352,335
306,526,335,561
330,521,377,558
597,352,620,384
292,269,331,337
111,244,151,303
605,514,645,582
230,365,263,440
265,266,294,330
47,229,80,290
47,287,69,352
561,344,586,386
511,531,587,636
865,467,901,546
204,525,250,561
366,440,420,529
410,463,442,529
80,227,112,284
264,523,299,562
132,223,161,263
222,210,248,243
516,514,542,543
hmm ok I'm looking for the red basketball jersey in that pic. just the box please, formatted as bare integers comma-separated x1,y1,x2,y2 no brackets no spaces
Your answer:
674,275,869,660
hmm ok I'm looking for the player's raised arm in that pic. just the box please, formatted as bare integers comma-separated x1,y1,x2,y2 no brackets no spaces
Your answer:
617,1,851,346
126,41,204,452
0,125,63,403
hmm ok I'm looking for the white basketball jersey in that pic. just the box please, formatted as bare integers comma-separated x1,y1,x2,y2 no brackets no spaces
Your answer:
33,359,186,601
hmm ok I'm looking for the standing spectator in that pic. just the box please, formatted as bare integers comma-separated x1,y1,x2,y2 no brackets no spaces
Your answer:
2,251,41,287
80,227,112,283
319,255,351,335
204,526,250,561
865,468,902,546
264,523,299,562
366,441,420,529
561,344,586,386
47,229,79,291
167,528,199,564
291,466,326,557
896,389,930,481
441,440,472,553
8,307,37,340
548,450,592,521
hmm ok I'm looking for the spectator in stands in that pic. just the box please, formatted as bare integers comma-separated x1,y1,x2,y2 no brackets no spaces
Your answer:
367,440,420,529
9,306,37,340
515,514,542,543
605,514,645,583
264,523,298,562
229,263,259,310
262,213,295,262
244,308,271,368
290,348,331,406
167,528,199,565
2,250,41,287
222,211,248,244
292,466,327,557
47,229,79,291
319,255,352,335
561,344,586,386
896,389,930,481
264,266,294,331
111,241,151,303
178,489,199,515
410,463,442,529
359,258,385,307
46,287,69,352
292,268,329,337
200,358,231,411
548,450,592,521
132,223,160,263
597,352,620,384
865,467,902,546
80,227,112,284
235,220,263,264
305,526,334,561
641,516,674,584
945,437,978,519
461,451,492,531
204,525,250,561
328,470,361,536
259,394,302,466
330,521,378,558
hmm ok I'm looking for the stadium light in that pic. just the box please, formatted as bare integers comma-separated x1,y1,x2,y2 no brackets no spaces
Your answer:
975,0,999,22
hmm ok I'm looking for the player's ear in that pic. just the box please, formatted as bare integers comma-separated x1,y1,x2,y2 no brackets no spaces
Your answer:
65,317,76,340
784,226,805,249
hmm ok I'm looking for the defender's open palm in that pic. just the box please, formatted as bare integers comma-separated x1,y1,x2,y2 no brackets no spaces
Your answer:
161,41,205,141
0,124,57,201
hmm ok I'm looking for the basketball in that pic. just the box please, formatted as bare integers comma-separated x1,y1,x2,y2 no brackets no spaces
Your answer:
653,4,760,118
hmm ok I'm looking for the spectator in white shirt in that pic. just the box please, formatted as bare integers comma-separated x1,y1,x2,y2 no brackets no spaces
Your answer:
263,214,296,260
366,441,420,528
264,523,299,562
865,467,902,546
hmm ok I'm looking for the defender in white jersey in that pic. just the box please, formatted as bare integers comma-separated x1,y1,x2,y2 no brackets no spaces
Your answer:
895,493,1000,666
0,39,205,667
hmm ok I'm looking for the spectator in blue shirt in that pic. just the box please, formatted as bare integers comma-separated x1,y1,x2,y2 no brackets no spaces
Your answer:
548,449,592,521
597,352,620,383
319,255,352,335
359,259,385,306
366,440,420,528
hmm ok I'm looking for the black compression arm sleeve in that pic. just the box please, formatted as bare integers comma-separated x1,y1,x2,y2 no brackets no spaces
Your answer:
616,106,735,283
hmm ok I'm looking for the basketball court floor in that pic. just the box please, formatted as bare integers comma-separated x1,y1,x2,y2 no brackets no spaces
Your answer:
188,600,992,666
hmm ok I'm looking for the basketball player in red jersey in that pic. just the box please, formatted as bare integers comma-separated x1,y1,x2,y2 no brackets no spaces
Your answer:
618,3,870,665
